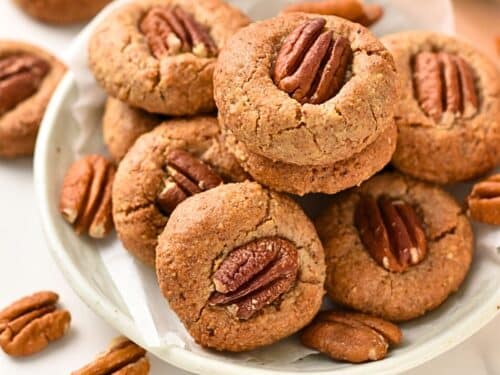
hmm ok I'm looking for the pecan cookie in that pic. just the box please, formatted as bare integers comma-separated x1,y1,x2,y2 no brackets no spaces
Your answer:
467,174,500,225
13,0,111,24
113,116,247,266
0,41,66,158
223,122,396,195
316,173,473,321
382,31,500,184
103,97,163,162
89,0,250,116
214,13,397,166
156,182,325,351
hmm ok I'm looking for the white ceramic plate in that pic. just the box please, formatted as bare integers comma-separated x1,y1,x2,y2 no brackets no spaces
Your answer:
33,0,499,373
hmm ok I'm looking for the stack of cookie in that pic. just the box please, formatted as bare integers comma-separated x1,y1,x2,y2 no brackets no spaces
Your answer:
56,0,500,365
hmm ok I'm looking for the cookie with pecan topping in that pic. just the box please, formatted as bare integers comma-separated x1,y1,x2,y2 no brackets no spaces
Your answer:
113,116,247,266
156,181,325,351
0,41,65,158
88,0,250,116
382,31,500,184
214,13,397,166
13,0,111,24
102,97,163,162
316,173,473,321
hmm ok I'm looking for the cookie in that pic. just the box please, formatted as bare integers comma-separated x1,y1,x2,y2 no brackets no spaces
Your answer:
316,173,473,321
0,41,66,158
89,0,250,116
112,116,247,266
223,122,396,195
156,181,326,351
214,13,397,166
467,174,500,225
13,0,111,24
102,97,163,162
382,31,500,184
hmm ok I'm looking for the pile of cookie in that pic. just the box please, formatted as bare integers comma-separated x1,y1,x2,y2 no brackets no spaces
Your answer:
51,0,499,366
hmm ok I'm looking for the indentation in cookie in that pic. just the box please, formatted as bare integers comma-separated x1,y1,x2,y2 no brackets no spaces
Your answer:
156,149,223,215
412,51,478,122
0,54,50,116
140,6,218,59
272,18,352,105
208,237,299,320
354,195,427,273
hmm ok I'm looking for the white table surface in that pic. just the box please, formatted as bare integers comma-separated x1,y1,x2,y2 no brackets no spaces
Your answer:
0,1,498,374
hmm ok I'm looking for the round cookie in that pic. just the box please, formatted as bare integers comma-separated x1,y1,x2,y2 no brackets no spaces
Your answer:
223,121,397,195
0,41,66,158
103,97,163,162
382,31,500,184
316,173,473,321
156,181,326,351
113,116,248,266
89,0,250,116
214,13,397,166
12,0,111,24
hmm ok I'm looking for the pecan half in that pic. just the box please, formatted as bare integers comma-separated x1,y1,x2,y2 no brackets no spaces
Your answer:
0,291,71,357
413,51,478,122
72,336,149,375
156,149,223,215
354,195,427,273
301,310,402,363
0,54,50,116
282,0,383,27
467,174,500,225
208,237,299,320
273,18,352,105
59,155,116,238
140,6,217,59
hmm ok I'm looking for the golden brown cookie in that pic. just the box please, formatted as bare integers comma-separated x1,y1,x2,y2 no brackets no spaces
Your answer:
316,173,473,321
102,97,163,162
156,181,325,351
89,0,250,116
12,0,111,24
113,116,247,266
214,13,397,166
0,41,66,158
223,122,396,195
382,31,500,184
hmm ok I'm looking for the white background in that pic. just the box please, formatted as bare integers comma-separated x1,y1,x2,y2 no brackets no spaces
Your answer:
0,1,498,374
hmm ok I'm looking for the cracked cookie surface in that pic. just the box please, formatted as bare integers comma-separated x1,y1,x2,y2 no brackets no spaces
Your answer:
88,0,250,116
13,0,111,24
112,116,247,266
316,173,473,321
103,97,163,162
156,182,326,351
0,41,66,158
382,31,500,184
214,13,397,166
223,120,396,195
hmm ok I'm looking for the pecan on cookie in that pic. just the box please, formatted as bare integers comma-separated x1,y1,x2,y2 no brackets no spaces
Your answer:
215,13,397,166
13,0,111,24
156,182,325,352
88,0,250,116
0,41,65,158
0,291,71,357
113,116,247,266
60,155,116,239
467,174,500,225
316,173,473,321
382,31,500,184
301,311,402,363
